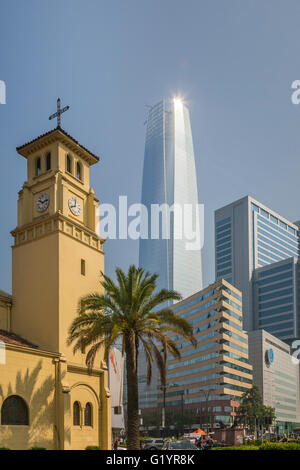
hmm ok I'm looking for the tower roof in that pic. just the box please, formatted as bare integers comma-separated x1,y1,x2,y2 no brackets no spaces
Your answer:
16,127,100,165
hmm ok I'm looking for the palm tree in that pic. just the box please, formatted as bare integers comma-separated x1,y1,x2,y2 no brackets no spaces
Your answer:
67,265,196,450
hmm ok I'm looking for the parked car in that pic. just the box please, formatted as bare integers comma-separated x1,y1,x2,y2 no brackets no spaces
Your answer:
162,440,198,450
143,439,165,450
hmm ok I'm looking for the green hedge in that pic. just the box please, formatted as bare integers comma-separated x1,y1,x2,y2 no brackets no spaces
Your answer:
215,442,300,451
214,445,259,451
259,442,300,451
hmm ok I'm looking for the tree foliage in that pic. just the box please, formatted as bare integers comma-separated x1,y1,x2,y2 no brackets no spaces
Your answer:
67,265,196,449
236,385,276,429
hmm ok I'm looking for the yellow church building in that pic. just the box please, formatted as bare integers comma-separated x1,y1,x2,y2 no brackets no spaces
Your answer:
0,122,112,450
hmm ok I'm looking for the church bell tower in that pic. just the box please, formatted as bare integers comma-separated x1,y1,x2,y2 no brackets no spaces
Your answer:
11,105,105,362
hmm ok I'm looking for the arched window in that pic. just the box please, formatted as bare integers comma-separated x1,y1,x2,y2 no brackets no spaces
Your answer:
1,395,29,425
35,157,41,176
76,162,82,180
73,401,80,426
46,152,51,171
84,402,92,426
66,154,72,173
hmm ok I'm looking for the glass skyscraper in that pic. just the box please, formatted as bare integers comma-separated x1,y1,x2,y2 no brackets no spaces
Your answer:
138,98,202,411
215,196,300,342
254,258,299,341
139,98,202,300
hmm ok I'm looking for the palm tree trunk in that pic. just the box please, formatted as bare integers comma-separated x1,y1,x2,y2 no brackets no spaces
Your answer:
125,337,140,450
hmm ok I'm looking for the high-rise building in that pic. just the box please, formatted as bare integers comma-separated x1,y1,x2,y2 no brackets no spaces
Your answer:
157,279,253,427
215,195,300,341
253,258,299,343
139,98,202,299
248,329,300,433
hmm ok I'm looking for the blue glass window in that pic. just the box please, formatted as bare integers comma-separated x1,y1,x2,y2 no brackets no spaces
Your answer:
217,261,232,270
216,223,231,233
259,288,293,303
263,321,294,333
259,296,293,311
258,263,293,278
216,242,231,253
217,268,232,276
216,229,231,240
279,221,287,230
216,217,231,227
259,313,293,326
259,279,292,294
217,254,231,264
258,271,292,286
259,304,293,318
270,215,278,224
261,209,269,219
216,236,231,247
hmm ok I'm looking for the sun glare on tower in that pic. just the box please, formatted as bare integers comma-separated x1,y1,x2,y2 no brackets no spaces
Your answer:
173,96,183,105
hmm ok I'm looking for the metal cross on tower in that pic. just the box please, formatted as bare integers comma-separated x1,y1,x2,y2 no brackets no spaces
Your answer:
49,98,70,128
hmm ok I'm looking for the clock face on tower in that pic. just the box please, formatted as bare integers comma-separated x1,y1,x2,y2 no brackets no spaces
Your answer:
36,193,50,212
68,197,81,216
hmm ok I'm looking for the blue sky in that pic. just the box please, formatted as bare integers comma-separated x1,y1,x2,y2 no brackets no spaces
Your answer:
1,0,300,293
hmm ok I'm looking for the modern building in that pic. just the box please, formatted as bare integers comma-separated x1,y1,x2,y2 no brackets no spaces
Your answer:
215,195,300,340
139,98,202,300
0,125,112,449
109,348,125,438
248,329,300,433
138,97,203,410
253,257,299,343
157,279,253,426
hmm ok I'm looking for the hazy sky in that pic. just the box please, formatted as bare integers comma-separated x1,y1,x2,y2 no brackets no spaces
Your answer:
1,0,300,294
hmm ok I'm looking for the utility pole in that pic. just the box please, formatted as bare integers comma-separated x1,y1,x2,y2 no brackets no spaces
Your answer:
180,390,185,437
160,346,167,438
199,389,212,432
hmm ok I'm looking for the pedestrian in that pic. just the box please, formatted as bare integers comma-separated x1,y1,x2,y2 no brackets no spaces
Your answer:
113,438,119,450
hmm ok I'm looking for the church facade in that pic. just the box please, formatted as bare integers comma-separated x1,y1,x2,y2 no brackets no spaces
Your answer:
0,126,112,449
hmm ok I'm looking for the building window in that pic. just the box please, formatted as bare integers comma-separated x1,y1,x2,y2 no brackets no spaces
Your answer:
35,157,41,176
1,395,29,425
81,259,86,276
66,154,72,173
46,152,51,171
76,162,82,180
114,406,122,415
73,401,80,426
84,403,92,426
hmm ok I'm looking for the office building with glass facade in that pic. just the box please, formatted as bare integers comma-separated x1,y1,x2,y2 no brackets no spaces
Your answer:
139,98,202,300
253,257,299,343
157,279,253,426
138,98,203,410
248,329,300,433
215,195,300,341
